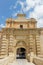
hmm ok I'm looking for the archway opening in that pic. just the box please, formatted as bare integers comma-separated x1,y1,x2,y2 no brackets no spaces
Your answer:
16,48,26,59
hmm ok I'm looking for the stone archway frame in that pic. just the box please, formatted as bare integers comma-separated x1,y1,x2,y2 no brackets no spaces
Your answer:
16,40,27,52
15,40,27,59
16,40,27,47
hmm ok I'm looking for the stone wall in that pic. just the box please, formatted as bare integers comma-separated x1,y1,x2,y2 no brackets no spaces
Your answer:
33,56,43,65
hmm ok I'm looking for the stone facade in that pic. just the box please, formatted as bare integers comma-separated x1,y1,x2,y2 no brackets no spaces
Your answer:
0,14,43,59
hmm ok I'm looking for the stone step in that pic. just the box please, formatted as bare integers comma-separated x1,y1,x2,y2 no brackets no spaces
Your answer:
8,59,35,65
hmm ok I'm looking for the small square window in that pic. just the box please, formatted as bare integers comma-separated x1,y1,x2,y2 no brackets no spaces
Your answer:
20,25,23,29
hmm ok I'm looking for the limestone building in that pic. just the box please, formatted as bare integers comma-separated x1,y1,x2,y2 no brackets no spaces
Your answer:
0,14,43,59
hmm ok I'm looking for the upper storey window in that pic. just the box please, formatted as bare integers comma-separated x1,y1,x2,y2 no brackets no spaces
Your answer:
20,25,23,29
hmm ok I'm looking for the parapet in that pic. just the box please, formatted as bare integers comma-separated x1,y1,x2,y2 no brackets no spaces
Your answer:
17,14,26,18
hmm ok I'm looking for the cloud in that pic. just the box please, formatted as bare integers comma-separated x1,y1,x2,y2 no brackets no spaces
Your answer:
10,1,24,10
29,5,43,18
0,24,5,28
12,12,18,17
10,1,25,17
10,0,43,27
25,0,43,27
1,16,4,19
37,19,43,27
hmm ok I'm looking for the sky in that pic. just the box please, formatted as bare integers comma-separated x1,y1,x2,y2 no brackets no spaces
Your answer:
0,0,43,28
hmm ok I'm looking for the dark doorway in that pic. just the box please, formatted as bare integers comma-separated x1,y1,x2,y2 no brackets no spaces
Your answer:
20,25,23,29
16,48,26,59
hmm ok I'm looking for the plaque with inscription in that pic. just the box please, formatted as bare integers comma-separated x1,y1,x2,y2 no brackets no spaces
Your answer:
16,36,26,39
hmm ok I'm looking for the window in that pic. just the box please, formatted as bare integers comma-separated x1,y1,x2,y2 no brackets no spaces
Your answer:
20,25,23,29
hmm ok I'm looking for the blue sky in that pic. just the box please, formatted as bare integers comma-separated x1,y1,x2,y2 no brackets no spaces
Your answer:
0,0,43,28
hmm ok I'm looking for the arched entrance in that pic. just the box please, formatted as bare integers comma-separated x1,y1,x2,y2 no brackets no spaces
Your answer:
16,48,26,59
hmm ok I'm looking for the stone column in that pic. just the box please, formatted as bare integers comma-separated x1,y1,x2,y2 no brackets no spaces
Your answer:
13,47,16,60
33,35,37,55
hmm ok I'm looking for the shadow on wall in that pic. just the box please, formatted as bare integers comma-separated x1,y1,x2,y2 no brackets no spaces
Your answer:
27,52,43,65
33,56,43,65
